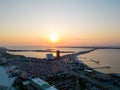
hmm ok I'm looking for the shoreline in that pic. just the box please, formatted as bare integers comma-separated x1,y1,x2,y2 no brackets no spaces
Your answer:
7,50,74,53
2,48,120,75
4,48,120,74
0,49,120,89
57,46,120,49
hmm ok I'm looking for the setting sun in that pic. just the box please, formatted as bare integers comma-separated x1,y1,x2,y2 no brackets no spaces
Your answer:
50,35,58,43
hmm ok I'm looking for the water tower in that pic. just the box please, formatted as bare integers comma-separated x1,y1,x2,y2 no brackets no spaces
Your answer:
56,50,60,58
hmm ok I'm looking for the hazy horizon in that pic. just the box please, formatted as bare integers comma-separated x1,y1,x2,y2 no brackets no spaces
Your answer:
0,44,120,49
0,0,120,46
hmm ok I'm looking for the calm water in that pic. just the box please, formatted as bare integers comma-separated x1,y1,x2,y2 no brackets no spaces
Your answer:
7,46,89,58
79,49,120,74
7,46,120,74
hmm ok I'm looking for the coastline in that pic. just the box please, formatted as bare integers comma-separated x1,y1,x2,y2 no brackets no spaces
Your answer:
0,48,120,89
2,48,120,75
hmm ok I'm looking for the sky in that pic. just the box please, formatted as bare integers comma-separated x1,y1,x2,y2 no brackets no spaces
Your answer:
0,0,120,47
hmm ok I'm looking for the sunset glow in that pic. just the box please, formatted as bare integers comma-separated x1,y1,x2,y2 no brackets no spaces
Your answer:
49,35,58,43
0,0,120,46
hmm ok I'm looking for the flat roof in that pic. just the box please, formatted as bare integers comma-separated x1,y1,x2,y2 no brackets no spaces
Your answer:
46,86,58,90
31,78,58,90
31,78,49,86
22,81,30,85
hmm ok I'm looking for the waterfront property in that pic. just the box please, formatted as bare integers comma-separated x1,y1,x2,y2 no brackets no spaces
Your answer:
46,54,54,60
0,49,120,90
30,78,57,90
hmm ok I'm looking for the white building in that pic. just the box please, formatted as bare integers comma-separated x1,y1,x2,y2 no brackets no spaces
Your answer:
46,54,54,60
31,78,57,90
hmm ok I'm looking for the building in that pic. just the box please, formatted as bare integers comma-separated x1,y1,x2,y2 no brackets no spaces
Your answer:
31,78,57,90
56,50,60,58
0,47,7,53
46,54,54,60
0,57,7,64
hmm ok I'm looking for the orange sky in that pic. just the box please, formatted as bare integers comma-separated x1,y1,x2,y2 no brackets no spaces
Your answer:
0,0,120,47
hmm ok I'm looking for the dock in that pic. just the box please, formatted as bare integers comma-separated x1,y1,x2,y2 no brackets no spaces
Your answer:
90,59,100,64
93,66,111,69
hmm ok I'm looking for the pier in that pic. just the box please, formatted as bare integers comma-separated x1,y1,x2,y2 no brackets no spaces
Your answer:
90,59,100,64
93,66,111,69
76,49,96,55
7,49,74,53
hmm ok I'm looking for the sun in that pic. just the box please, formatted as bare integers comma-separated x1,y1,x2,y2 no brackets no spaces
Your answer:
50,35,58,43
